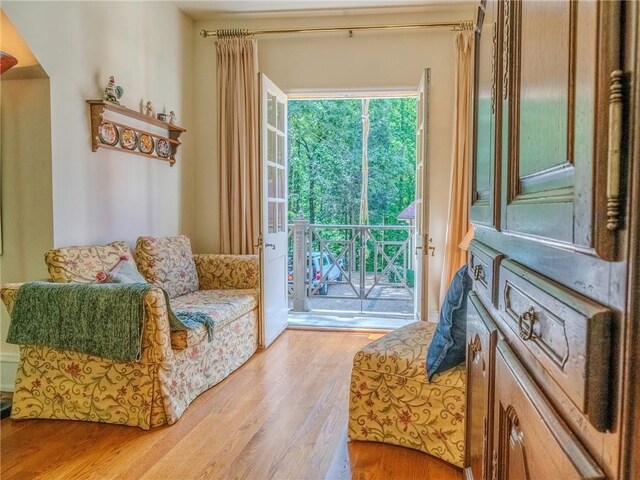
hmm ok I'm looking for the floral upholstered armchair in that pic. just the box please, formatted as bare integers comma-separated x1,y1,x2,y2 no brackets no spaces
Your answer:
1,236,260,429
348,321,466,467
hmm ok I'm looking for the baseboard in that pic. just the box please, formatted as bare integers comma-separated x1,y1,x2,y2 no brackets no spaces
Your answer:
0,353,20,392
428,310,440,323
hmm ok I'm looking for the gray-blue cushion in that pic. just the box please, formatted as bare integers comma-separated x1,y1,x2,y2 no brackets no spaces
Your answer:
426,265,472,381
108,260,148,284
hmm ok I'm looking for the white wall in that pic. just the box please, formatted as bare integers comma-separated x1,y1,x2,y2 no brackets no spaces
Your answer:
0,1,195,390
192,7,474,315
0,78,54,390
1,1,195,248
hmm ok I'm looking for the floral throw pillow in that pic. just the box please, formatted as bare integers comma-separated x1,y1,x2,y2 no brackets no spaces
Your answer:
45,241,133,283
134,235,199,299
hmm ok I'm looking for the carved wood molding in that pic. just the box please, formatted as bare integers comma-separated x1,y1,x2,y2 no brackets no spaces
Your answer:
482,416,488,480
491,22,497,114
502,0,510,100
470,333,483,365
607,70,623,231
503,405,531,480
567,0,577,166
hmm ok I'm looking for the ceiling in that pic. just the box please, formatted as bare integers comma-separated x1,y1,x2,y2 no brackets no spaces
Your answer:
177,0,475,20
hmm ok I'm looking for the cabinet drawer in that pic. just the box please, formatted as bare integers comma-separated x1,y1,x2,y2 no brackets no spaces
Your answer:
494,340,605,480
497,260,612,431
469,240,504,307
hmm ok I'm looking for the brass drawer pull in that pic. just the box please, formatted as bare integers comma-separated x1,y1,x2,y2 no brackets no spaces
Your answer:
518,307,537,341
473,264,484,280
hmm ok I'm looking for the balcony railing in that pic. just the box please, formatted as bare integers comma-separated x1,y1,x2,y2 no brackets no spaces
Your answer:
288,216,415,315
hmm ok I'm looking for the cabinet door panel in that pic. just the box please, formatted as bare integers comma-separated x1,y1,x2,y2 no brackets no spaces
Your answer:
493,340,605,480
501,0,622,259
471,0,501,227
518,1,571,180
464,293,498,480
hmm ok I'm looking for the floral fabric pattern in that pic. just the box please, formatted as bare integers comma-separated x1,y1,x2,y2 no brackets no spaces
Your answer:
135,235,199,299
170,289,259,350
348,321,466,467
194,254,259,290
158,310,258,424
45,241,133,283
1,247,259,430
11,345,156,428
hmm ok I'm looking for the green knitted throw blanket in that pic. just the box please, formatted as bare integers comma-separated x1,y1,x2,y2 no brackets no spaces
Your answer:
6,282,214,362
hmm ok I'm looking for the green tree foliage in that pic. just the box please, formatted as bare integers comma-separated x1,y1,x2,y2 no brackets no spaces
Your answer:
288,97,417,227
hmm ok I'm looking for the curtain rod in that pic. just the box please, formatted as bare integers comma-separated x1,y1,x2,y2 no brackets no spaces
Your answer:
199,20,475,38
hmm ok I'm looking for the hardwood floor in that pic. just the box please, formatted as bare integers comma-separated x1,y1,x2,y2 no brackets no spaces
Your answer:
0,330,463,480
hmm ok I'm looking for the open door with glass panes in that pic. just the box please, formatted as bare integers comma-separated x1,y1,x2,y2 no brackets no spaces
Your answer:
260,74,289,347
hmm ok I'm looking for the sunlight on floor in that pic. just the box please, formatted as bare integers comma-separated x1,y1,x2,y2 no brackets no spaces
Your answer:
288,310,415,331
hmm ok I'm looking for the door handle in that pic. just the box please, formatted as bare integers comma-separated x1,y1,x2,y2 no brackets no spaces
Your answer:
265,243,276,250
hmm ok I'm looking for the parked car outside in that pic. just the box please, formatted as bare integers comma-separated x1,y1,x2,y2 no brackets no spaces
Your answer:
288,252,343,295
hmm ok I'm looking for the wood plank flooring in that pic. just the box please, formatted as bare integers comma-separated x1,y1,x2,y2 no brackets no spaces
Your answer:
0,330,463,480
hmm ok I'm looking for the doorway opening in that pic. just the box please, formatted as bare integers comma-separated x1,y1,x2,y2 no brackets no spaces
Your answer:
286,95,420,331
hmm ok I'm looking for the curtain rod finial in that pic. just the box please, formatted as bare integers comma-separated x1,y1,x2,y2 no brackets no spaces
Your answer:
200,29,209,38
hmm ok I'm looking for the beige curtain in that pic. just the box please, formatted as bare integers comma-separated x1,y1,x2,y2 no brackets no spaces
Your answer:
439,31,474,305
216,37,260,254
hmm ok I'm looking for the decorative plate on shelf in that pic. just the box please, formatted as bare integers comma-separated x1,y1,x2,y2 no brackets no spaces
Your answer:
120,128,138,150
98,122,119,146
138,134,155,154
156,138,170,158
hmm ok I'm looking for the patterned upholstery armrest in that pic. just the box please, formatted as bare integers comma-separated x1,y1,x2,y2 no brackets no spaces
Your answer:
1,282,173,364
1,283,23,316
139,286,175,363
193,254,259,290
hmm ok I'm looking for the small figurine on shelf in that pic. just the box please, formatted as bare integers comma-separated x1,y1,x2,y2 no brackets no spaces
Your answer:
104,76,123,105
144,101,155,117
157,112,168,122
169,111,177,125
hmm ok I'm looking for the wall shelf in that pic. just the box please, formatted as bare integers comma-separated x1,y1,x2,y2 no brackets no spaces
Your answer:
86,100,186,166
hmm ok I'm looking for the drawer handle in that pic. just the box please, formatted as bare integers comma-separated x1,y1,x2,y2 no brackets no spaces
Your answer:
473,264,484,280
518,307,537,341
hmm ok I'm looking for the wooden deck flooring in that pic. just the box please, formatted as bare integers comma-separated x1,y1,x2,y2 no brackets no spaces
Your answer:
0,330,462,480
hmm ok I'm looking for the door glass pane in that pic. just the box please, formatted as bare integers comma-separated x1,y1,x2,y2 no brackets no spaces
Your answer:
268,166,276,198
277,133,285,165
277,100,285,131
268,202,276,233
268,93,276,127
277,168,286,199
268,129,276,163
278,203,286,232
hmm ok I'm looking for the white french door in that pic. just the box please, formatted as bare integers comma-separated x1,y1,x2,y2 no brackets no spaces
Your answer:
259,74,289,348
414,68,431,322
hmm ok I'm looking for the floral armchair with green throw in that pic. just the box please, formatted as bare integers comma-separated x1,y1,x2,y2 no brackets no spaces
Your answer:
0,236,259,429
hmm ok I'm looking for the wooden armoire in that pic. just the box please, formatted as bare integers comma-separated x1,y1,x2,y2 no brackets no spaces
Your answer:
464,1,640,479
